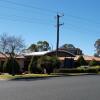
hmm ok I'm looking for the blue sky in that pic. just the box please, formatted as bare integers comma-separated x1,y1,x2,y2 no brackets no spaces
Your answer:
0,0,99,55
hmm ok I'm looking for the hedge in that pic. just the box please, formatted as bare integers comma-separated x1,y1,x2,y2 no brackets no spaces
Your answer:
55,67,100,73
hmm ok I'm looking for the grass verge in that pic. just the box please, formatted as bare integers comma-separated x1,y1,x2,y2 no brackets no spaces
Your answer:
0,74,58,80
0,71,100,80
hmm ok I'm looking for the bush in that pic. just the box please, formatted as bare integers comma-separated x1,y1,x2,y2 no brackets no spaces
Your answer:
3,58,20,75
89,59,98,66
38,56,61,74
86,68,98,73
97,66,100,71
38,56,52,74
76,56,87,67
55,68,85,73
0,66,3,73
28,56,42,73
55,67,99,73
50,56,61,69
86,66,100,73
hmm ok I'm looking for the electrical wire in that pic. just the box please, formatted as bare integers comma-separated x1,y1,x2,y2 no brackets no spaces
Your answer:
0,15,54,25
0,0,100,25
0,0,99,33
0,0,56,13
0,0,99,25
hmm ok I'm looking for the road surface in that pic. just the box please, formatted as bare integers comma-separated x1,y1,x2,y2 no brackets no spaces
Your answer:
0,75,100,100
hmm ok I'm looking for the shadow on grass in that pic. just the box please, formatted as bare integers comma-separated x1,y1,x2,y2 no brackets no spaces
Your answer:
10,76,55,81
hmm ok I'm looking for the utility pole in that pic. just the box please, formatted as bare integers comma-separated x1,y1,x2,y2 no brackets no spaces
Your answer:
56,14,64,56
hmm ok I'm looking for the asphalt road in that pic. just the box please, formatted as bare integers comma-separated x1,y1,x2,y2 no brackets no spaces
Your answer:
0,75,100,100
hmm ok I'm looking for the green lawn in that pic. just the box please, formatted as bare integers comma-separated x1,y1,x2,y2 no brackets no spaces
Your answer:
0,72,100,80
0,74,57,80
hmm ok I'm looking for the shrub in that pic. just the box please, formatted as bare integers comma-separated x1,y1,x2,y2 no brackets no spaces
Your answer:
86,66,100,73
76,56,87,67
38,56,52,74
86,68,98,73
89,59,98,66
0,66,3,72
3,58,20,75
55,68,85,73
0,61,3,72
28,56,42,73
97,66,100,71
50,56,61,69
55,67,99,73
38,56,61,74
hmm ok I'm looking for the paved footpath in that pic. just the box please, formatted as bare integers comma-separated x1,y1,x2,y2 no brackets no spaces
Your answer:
0,75,100,100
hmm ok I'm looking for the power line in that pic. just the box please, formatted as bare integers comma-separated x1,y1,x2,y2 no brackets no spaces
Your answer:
64,22,95,32
0,13,99,33
0,4,54,16
1,0,100,25
64,13,100,25
0,13,98,34
0,0,56,13
0,0,100,25
64,24,100,35
0,0,100,33
0,15,54,25
0,13,54,23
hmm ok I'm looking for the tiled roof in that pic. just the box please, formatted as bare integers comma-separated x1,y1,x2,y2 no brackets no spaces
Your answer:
75,55,100,61
0,53,24,59
0,53,6,58
58,55,100,62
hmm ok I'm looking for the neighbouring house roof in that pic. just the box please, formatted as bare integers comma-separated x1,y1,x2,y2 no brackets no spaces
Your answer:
0,53,24,59
74,55,100,62
0,53,6,58
57,55,100,62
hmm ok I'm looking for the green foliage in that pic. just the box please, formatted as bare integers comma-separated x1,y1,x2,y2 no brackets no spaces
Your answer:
89,59,98,66
86,67,99,73
37,41,51,51
38,56,52,74
0,61,3,72
28,56,42,73
38,56,61,74
28,41,51,52
94,39,100,57
76,56,87,67
55,67,99,73
60,44,75,49
94,53,99,57
55,68,85,73
50,56,61,69
3,58,20,74
28,44,38,52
